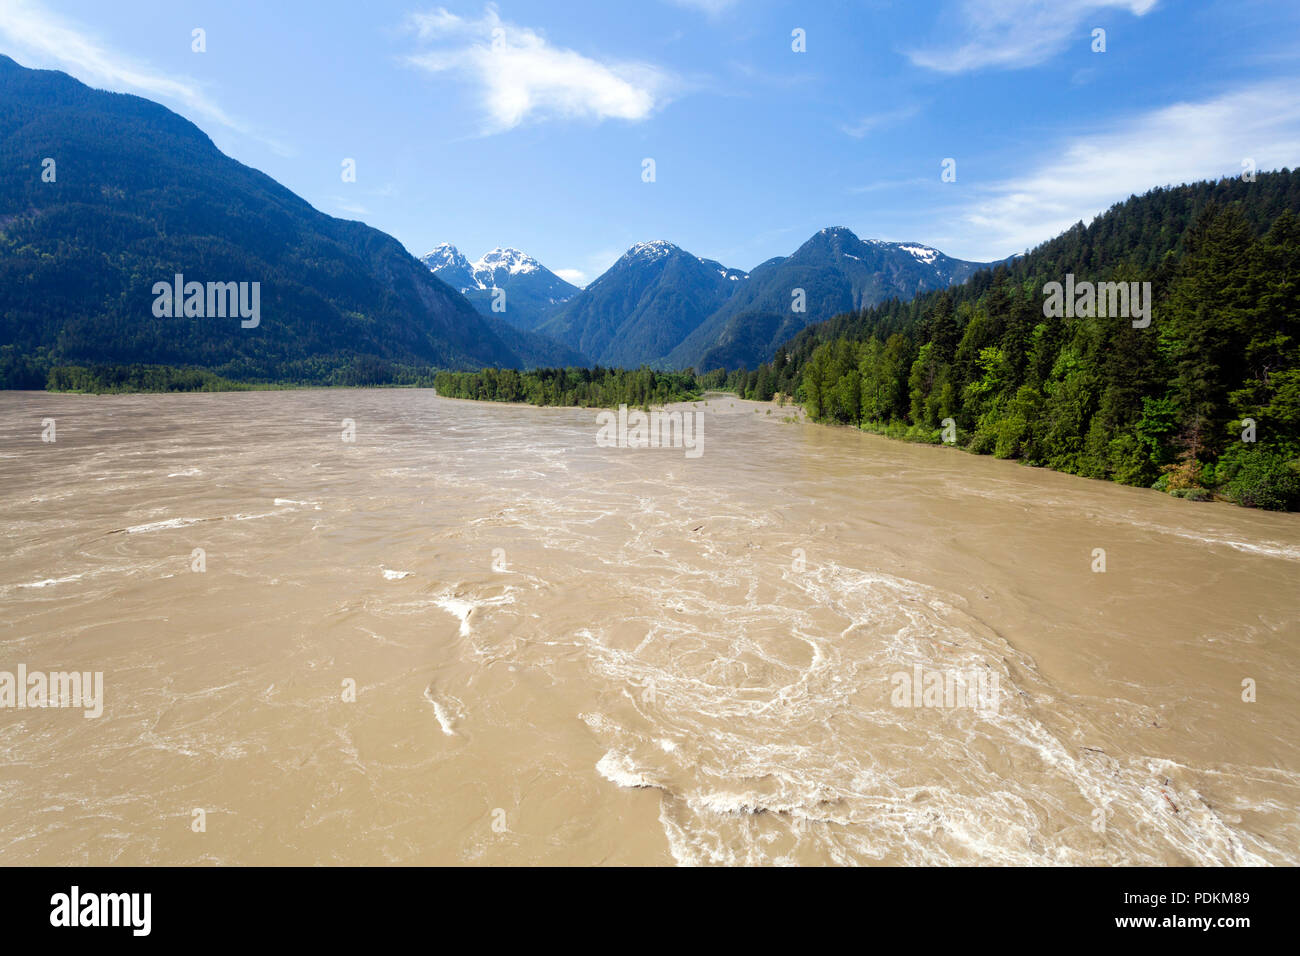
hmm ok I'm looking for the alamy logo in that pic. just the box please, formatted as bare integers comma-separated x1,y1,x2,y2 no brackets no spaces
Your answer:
152,274,261,328
595,404,704,459
1042,274,1150,328
50,886,150,936
0,665,103,718
890,664,999,715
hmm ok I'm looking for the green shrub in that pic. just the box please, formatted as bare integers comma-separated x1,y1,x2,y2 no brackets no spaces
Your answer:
1220,446,1300,510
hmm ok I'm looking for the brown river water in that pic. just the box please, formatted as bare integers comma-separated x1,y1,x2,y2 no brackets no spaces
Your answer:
1,389,1297,866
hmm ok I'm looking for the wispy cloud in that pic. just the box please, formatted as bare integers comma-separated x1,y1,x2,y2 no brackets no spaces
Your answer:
906,0,1158,73
840,105,922,138
937,81,1300,258
0,0,278,148
722,59,816,93
404,5,678,133
330,198,371,218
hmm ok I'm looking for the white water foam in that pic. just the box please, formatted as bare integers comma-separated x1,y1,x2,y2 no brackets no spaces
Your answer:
16,574,84,589
423,685,461,736
124,517,205,534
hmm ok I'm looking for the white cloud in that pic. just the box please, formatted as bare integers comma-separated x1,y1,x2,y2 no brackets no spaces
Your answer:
405,5,677,132
553,267,587,286
906,0,1158,73
0,0,255,138
936,81,1300,259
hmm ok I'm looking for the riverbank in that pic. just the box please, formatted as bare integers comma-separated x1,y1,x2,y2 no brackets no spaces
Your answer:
780,405,1300,513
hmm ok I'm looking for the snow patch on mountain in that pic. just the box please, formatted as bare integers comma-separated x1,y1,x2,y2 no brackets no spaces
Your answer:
898,244,940,265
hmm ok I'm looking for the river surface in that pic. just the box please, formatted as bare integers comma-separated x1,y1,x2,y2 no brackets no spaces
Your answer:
1,389,1297,865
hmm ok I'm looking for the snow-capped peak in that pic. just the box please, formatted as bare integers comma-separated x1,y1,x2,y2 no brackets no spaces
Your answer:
423,244,555,291
474,247,540,277
625,240,678,262
421,242,471,271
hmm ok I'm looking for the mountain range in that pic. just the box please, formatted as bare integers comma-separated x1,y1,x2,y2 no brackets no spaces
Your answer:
427,233,993,371
0,53,992,384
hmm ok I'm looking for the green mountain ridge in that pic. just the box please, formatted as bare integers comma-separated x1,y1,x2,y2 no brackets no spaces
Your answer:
666,228,993,371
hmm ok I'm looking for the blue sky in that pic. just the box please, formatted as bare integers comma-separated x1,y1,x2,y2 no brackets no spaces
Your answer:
3,0,1298,283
